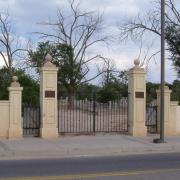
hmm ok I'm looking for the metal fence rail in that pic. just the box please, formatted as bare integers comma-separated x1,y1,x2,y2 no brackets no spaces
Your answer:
58,92,128,134
22,104,41,137
146,104,158,134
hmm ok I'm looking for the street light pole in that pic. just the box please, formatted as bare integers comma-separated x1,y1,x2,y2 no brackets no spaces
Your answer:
154,0,165,143
160,0,165,143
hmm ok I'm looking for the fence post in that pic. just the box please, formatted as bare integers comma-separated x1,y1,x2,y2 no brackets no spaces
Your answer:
156,86,177,136
40,54,59,138
8,76,23,139
128,59,147,136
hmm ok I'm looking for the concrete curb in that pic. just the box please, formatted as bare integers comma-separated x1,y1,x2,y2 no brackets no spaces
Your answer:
1,135,180,160
1,144,180,160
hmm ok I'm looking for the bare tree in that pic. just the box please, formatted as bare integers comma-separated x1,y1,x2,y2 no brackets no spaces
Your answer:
0,12,28,77
99,57,117,85
36,0,109,91
118,0,180,70
119,0,179,40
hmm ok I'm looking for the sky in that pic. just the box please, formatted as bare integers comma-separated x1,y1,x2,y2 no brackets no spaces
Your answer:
0,0,178,84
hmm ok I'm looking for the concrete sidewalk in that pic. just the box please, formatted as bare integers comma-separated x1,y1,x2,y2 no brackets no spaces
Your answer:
0,134,180,160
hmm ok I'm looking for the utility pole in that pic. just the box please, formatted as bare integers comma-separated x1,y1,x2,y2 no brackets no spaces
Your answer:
153,0,165,143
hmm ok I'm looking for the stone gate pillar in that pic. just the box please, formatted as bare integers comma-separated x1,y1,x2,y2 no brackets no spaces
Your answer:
40,54,59,138
128,59,146,136
156,86,177,136
8,76,23,139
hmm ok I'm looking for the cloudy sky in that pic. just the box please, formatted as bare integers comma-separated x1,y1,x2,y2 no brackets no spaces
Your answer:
0,0,178,83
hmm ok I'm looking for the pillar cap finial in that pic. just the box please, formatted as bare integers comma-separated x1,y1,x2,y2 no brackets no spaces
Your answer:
11,76,20,87
134,59,140,67
45,54,53,62
43,54,56,67
12,76,18,82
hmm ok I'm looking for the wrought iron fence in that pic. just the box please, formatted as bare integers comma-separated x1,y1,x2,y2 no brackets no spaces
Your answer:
58,92,128,134
146,103,158,133
22,104,41,137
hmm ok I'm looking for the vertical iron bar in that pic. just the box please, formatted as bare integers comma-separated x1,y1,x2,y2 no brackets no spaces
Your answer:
33,106,35,135
38,105,40,136
93,92,96,133
127,97,128,132
103,100,105,132
28,106,30,135
79,94,80,133
99,99,101,132
70,95,71,133
63,96,65,133
91,94,93,132
89,94,92,132
110,100,112,129
57,99,59,134
156,105,158,133
76,93,77,133
122,97,124,132
118,96,120,132
113,99,115,132
83,98,85,133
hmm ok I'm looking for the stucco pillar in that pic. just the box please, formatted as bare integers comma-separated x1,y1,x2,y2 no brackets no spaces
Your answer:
8,76,23,139
40,54,59,138
128,59,146,136
170,101,178,135
156,86,176,136
176,106,180,135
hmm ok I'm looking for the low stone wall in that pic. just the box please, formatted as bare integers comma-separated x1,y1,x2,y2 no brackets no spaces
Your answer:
156,87,180,136
169,101,179,136
0,101,10,138
0,76,23,139
176,106,180,135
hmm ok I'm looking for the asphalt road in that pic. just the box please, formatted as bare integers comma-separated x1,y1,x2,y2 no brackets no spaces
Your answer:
1,153,180,179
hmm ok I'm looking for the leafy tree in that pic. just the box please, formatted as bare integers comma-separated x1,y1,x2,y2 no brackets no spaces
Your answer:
29,41,62,69
98,62,128,103
97,85,118,103
171,79,180,104
29,41,84,95
166,25,180,75
0,67,11,100
17,71,40,105
0,67,39,105
145,81,180,104
99,57,128,100
77,83,100,93
146,82,159,104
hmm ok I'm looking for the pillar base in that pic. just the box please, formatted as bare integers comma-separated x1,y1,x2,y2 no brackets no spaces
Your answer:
40,127,59,138
8,127,22,139
129,127,147,137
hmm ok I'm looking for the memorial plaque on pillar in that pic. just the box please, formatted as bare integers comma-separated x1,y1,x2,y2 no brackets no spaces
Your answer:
135,92,144,98
45,90,55,98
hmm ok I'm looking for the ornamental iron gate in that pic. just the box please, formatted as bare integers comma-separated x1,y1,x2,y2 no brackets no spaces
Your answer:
58,92,128,134
22,104,41,137
146,103,158,134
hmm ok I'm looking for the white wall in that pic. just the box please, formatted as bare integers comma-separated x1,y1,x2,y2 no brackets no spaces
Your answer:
0,101,10,138
176,106,180,135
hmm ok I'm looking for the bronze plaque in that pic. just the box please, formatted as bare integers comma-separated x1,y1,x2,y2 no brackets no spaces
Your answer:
45,91,55,98
135,92,144,98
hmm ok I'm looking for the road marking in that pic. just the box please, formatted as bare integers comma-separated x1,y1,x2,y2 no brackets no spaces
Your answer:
2,168,180,180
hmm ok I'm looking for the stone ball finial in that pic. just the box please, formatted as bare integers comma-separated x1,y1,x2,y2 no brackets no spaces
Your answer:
43,53,56,67
11,76,20,87
134,59,140,67
12,76,18,82
45,54,53,62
